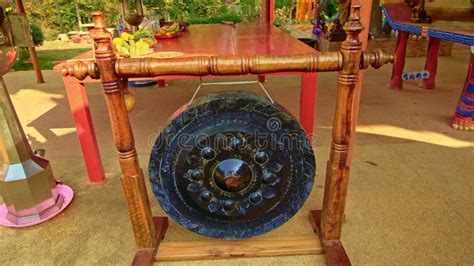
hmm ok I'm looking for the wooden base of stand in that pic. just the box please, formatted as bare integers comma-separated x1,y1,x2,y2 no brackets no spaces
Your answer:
132,217,169,266
155,235,322,262
130,212,354,265
309,210,351,266
132,214,326,265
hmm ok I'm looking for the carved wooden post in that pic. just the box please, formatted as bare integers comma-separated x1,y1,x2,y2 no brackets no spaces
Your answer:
91,12,156,249
321,5,364,241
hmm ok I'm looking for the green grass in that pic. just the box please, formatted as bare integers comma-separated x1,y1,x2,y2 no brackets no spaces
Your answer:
186,13,242,25
12,48,91,71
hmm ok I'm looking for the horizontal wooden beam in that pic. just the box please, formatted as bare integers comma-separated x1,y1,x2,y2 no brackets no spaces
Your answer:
115,53,344,78
61,50,393,81
155,236,323,262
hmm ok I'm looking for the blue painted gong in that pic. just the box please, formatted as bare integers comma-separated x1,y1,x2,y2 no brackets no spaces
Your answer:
149,91,315,239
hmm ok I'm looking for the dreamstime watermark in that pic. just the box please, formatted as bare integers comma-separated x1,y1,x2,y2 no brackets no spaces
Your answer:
147,117,321,152
266,117,282,132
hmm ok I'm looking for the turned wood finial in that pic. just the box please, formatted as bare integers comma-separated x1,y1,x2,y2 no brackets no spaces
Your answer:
61,60,100,80
92,12,106,30
124,91,136,112
343,5,364,40
92,11,111,44
61,11,111,80
361,50,395,70
91,11,116,63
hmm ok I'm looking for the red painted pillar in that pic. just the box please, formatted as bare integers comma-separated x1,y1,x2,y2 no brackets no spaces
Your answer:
63,77,106,182
313,0,318,19
451,52,474,131
268,0,275,24
157,79,166,87
261,0,275,23
299,73,318,140
388,30,409,90
16,0,45,84
348,0,372,165
420,37,440,90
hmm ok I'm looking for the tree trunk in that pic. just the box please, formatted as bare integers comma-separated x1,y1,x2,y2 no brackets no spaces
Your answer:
73,0,83,32
55,0,64,33
370,0,383,38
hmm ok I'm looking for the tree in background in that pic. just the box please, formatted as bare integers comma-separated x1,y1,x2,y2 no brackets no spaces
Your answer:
370,0,383,38
22,0,121,40
19,0,266,40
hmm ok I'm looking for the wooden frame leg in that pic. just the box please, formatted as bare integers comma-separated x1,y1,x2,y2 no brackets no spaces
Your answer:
258,75,266,83
309,210,350,266
321,3,363,246
91,12,157,250
299,73,318,140
63,77,105,183
420,37,440,90
132,217,169,266
388,30,409,90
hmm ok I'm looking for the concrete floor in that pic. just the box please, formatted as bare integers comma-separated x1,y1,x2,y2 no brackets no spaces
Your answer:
1,47,473,265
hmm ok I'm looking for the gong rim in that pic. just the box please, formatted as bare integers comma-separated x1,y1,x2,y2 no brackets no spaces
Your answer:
149,91,315,239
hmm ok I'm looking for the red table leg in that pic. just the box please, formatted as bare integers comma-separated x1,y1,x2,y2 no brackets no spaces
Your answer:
63,77,105,182
157,79,166,87
389,30,409,90
452,52,474,131
268,0,275,24
300,73,318,140
420,37,440,90
258,75,266,83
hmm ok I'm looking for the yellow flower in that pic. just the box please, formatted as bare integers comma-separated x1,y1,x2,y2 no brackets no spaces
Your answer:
120,32,133,40
113,38,123,46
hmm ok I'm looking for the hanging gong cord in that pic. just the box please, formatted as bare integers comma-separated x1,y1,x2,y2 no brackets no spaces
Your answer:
188,77,275,105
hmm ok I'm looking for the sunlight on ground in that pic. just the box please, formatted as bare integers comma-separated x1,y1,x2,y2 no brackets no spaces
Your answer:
13,88,64,99
50,128,77,137
26,128,77,145
26,128,48,144
356,125,474,148
38,41,91,51
10,88,65,144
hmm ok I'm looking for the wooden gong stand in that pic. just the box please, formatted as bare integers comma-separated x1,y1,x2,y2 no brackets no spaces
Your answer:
62,6,393,265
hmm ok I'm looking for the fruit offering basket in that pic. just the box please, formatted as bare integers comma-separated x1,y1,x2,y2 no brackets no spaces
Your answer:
113,28,155,58
154,21,183,40
154,32,181,39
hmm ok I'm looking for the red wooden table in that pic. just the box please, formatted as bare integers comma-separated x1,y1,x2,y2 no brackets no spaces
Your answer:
55,23,318,183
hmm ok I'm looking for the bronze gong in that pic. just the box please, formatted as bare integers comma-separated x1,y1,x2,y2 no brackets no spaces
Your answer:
149,91,316,239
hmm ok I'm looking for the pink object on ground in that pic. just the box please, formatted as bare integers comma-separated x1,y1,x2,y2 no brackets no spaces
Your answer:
0,183,73,228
